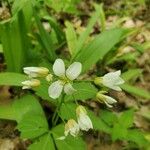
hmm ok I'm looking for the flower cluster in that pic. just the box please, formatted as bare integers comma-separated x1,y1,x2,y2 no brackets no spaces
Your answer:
94,70,124,107
22,59,125,108
21,58,125,140
59,105,93,140
22,58,82,98
22,67,50,89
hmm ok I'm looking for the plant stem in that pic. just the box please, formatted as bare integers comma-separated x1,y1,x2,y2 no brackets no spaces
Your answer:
52,94,65,126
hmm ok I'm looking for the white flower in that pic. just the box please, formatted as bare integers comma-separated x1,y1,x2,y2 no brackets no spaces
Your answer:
94,70,124,91
23,67,49,78
21,79,40,89
96,92,117,108
64,119,80,137
76,105,93,131
48,59,82,99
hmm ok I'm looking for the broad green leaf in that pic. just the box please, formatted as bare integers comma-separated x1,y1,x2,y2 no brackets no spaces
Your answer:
34,9,56,61
0,72,27,86
87,109,111,133
65,82,98,101
100,110,117,126
0,105,14,120
74,4,103,56
65,21,77,56
28,133,55,150
44,16,65,43
12,0,32,16
13,94,46,122
111,123,128,141
17,113,48,139
118,109,134,128
0,15,29,72
59,103,77,120
121,83,150,100
126,129,148,147
74,28,126,73
121,69,142,81
52,124,86,150
0,95,47,125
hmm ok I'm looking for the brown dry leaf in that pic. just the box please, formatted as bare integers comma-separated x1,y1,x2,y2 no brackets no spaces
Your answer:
0,139,15,150
134,112,150,131
0,86,11,105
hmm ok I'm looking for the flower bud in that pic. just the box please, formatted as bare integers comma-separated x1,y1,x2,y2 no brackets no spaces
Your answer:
23,67,49,78
94,77,103,85
76,105,93,131
22,79,40,89
94,70,124,91
64,119,80,137
96,91,117,108
46,74,53,82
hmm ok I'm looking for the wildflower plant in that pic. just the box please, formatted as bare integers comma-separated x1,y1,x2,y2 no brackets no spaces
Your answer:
0,1,149,149
21,58,125,142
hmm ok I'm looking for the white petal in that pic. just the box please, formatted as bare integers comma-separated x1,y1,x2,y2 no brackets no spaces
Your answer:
64,83,76,95
102,70,124,91
104,101,113,108
23,67,49,77
110,86,122,91
104,95,117,104
48,81,63,99
66,62,82,80
78,114,93,131
116,77,125,85
22,85,30,89
53,59,65,77
70,123,80,137
23,67,38,77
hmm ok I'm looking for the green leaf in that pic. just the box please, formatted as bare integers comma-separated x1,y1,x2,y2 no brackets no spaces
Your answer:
118,109,134,128
121,83,150,100
126,129,148,147
74,28,126,73
65,82,97,101
0,72,28,86
28,133,55,150
13,95,46,122
111,123,128,141
52,124,86,150
59,103,77,120
33,9,56,61
65,21,77,56
95,3,106,31
87,109,111,133
121,69,142,81
44,16,65,44
17,113,48,139
0,95,48,128
74,4,103,56
0,14,29,72
100,110,117,126
12,0,34,17
12,95,48,139
0,104,14,120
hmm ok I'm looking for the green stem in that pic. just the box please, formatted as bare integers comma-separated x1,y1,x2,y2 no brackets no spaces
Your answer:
52,94,65,126
75,79,93,82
